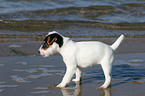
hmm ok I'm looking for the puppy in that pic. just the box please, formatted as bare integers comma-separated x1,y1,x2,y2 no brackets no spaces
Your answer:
39,31,124,89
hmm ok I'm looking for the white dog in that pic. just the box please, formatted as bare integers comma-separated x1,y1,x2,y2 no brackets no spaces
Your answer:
39,31,124,89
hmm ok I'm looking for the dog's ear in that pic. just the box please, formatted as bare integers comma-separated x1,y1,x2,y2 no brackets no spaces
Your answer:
54,37,57,42
43,33,63,48
47,36,50,44
47,36,57,45
54,34,63,48
49,33,63,48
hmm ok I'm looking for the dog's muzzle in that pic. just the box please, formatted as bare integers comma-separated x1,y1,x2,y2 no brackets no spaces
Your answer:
38,47,50,57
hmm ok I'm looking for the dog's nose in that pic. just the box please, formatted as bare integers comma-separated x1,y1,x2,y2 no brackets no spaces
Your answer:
38,50,40,54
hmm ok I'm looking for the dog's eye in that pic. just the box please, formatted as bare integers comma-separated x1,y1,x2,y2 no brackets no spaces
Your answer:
42,42,49,49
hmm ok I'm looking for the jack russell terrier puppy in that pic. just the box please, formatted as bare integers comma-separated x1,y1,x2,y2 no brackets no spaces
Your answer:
39,31,124,89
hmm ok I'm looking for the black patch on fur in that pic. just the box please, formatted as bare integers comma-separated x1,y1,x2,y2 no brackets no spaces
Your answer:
42,37,49,49
42,33,63,49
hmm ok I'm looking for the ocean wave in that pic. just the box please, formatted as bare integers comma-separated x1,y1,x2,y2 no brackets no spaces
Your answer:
0,0,145,23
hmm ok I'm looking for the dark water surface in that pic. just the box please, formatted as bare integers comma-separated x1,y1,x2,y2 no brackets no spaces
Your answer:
0,0,145,38
0,0,145,23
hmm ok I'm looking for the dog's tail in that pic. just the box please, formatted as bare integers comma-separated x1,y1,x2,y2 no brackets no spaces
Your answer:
110,34,124,51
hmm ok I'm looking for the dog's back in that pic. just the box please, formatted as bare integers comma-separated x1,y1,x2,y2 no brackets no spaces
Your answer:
75,41,114,68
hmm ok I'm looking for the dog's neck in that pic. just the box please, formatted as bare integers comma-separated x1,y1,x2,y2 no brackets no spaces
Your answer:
58,37,75,56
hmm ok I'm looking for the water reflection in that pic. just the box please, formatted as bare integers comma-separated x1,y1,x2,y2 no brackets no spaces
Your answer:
81,64,145,87
60,82,111,96
100,89,111,96
61,82,82,96
60,63,145,96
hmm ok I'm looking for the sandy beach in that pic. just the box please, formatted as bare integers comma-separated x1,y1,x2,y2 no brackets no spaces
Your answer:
0,37,145,96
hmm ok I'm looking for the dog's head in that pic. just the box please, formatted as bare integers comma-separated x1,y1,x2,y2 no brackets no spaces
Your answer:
39,31,63,57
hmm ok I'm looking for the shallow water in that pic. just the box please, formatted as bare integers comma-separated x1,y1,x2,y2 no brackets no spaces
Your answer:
0,53,145,96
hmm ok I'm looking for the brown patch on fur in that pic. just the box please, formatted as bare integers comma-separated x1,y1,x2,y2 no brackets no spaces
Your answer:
43,45,53,50
43,41,45,44
47,36,50,44
48,45,53,48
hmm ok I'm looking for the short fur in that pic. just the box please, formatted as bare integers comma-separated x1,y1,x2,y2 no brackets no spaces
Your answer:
39,31,124,89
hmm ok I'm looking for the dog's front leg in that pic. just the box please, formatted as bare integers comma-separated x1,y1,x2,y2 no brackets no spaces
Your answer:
56,66,76,88
72,67,82,82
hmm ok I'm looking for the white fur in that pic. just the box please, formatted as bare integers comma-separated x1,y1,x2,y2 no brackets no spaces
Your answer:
39,31,124,89
39,42,59,57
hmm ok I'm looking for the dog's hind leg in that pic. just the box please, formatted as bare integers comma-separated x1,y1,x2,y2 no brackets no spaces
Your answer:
99,63,112,89
99,57,114,89
72,67,82,82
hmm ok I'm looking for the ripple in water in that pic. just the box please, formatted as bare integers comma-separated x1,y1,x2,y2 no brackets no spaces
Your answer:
0,85,18,88
129,59,144,63
27,73,52,79
0,64,5,67
16,62,28,65
31,90,50,94
0,89,5,93
33,87,49,90
8,44,22,48
38,68,65,73
32,86,50,94
38,65,55,68
0,82,6,84
11,75,31,83
13,68,38,73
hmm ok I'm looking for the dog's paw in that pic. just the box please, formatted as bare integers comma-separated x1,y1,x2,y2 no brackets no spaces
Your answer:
56,84,65,88
72,79,80,82
98,84,111,90
98,86,106,90
98,85,110,90
56,85,62,88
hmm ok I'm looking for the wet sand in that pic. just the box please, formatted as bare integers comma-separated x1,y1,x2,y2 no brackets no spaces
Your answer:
0,36,145,56
0,37,145,96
